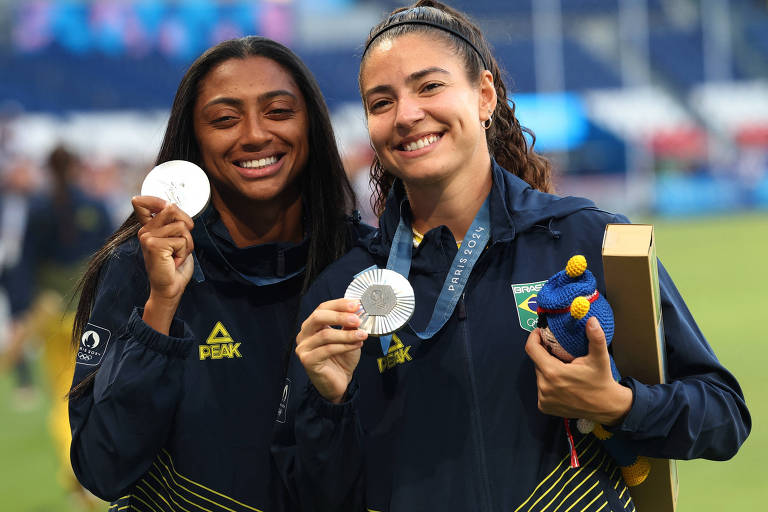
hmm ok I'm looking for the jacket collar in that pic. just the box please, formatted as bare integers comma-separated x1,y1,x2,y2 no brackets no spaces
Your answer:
190,205,308,286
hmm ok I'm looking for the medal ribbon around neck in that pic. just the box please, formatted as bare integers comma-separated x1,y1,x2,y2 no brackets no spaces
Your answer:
377,195,492,354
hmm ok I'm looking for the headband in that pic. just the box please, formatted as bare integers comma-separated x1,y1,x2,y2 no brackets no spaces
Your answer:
362,19,488,71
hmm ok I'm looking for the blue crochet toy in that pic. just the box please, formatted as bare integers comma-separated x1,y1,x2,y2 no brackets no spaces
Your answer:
536,255,650,486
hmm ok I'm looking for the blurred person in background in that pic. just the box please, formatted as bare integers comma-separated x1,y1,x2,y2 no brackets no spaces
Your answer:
1,145,113,510
334,105,378,226
80,155,143,230
2,147,113,387
68,35,366,512
342,141,377,226
0,155,43,404
275,2,751,511
9,145,115,306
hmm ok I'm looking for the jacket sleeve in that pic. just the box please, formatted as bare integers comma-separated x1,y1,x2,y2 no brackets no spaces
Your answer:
271,283,366,512
68,242,195,501
611,261,751,460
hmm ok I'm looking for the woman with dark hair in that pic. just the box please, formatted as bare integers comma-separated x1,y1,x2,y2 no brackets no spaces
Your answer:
68,36,363,511
275,2,750,511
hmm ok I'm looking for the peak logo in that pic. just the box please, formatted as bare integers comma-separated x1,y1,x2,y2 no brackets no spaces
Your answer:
377,333,412,373
199,321,242,360
511,280,546,332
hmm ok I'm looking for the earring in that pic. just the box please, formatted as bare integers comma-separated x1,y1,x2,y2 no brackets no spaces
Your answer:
482,110,493,130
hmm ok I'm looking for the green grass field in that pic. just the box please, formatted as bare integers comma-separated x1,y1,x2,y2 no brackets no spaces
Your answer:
1,212,766,511
650,212,768,511
0,370,91,512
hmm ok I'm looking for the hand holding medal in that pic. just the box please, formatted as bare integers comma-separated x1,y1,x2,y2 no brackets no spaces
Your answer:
131,160,210,334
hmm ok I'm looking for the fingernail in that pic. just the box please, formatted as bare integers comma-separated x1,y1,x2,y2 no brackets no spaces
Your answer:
347,314,361,324
355,330,367,340
348,300,359,311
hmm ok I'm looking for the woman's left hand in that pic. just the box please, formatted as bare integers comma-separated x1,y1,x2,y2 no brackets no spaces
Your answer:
525,316,633,426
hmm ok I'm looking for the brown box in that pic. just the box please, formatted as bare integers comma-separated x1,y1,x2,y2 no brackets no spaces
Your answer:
602,224,678,512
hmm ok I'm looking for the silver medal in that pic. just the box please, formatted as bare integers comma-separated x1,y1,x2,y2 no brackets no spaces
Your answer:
345,267,415,336
141,160,211,218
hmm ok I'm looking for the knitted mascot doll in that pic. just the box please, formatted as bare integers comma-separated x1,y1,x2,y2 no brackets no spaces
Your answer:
536,255,650,486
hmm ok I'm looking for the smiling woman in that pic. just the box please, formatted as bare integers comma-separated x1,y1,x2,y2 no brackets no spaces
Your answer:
66,36,365,512
193,57,309,247
360,32,497,237
274,2,750,512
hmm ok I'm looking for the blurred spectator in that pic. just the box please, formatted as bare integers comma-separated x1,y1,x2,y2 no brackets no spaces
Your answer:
343,143,377,227
334,104,378,226
79,155,140,229
3,146,114,326
0,156,44,405
1,144,113,510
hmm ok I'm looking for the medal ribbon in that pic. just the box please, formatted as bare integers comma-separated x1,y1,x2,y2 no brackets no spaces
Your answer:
377,195,491,354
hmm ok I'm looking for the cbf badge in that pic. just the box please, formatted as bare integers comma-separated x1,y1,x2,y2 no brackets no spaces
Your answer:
76,323,111,366
511,280,547,332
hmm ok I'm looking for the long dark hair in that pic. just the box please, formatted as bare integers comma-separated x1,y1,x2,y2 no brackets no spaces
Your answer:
359,0,553,215
71,36,354,351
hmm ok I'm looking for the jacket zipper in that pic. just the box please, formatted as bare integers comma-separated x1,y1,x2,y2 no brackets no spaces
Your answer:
458,291,494,510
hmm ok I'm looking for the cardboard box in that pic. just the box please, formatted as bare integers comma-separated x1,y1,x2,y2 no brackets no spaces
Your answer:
602,224,678,512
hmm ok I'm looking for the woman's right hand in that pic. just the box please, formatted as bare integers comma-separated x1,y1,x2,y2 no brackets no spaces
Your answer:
296,299,368,403
131,195,195,334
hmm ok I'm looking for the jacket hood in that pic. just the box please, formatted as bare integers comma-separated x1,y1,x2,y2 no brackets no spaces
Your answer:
370,160,597,257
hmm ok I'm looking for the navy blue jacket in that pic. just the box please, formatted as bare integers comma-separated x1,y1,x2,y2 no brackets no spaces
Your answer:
273,162,750,512
5,186,113,317
69,206,366,511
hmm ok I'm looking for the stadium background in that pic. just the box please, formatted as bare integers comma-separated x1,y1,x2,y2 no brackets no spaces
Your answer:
0,0,765,510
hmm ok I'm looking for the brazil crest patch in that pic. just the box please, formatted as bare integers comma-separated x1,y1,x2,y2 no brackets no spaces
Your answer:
511,280,547,332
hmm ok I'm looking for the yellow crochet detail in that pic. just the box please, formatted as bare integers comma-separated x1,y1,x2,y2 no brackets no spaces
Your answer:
592,423,613,440
621,456,651,486
570,296,591,319
565,255,587,277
